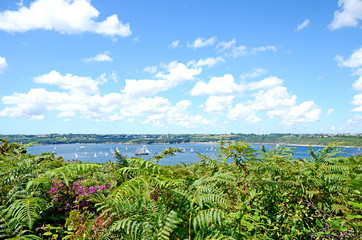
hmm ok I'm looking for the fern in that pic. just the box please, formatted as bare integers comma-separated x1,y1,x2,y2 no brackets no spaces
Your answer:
157,210,180,240
7,197,44,230
193,208,225,231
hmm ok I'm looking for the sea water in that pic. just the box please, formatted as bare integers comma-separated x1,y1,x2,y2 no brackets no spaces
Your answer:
26,143,361,166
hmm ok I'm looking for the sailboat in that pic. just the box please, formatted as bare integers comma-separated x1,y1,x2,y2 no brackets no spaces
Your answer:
135,145,150,155
190,148,194,152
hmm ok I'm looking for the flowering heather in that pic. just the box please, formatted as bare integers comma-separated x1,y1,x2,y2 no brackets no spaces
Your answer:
49,180,110,212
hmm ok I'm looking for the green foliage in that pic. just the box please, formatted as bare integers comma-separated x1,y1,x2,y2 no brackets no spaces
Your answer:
0,139,361,239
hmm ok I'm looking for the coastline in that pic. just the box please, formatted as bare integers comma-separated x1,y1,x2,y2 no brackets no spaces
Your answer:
28,141,361,149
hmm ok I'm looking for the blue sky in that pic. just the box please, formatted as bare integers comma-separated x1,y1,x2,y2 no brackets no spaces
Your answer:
0,0,362,134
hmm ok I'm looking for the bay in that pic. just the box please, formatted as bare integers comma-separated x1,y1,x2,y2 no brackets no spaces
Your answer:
26,143,361,165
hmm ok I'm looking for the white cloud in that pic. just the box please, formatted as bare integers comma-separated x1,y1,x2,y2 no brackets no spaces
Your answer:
155,61,202,82
122,79,169,98
352,68,362,75
252,86,296,111
352,76,362,91
336,48,362,112
188,56,224,68
123,61,202,97
187,36,217,49
329,0,362,30
83,51,113,62
240,68,268,80
351,93,362,111
204,95,234,114
227,103,261,123
247,76,284,90
120,96,170,117
34,70,100,94
142,100,211,128
0,56,7,74
217,40,277,58
226,82,320,125
231,45,248,57
268,101,321,125
328,108,336,115
0,87,128,121
214,38,278,57
191,74,244,96
0,0,131,37
249,46,278,55
216,39,236,52
296,19,310,31
336,47,362,68
169,40,180,49
16,0,24,7
143,65,157,74
341,114,362,130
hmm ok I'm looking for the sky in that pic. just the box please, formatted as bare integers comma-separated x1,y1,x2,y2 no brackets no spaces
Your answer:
0,0,362,134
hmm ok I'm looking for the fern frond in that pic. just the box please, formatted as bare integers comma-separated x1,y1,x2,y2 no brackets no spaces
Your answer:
7,197,44,230
193,208,225,231
46,163,103,185
157,210,180,240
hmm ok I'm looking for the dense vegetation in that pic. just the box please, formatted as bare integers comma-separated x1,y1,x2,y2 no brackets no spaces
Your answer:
1,133,362,147
0,138,361,239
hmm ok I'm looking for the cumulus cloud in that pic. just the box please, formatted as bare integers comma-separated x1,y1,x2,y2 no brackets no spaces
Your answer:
252,86,296,111
188,56,224,68
352,76,362,91
268,101,321,125
193,73,321,125
247,76,284,90
0,88,127,121
142,100,211,128
0,66,211,128
249,85,321,125
83,51,113,62
187,36,217,49
351,93,362,111
0,79,209,128
123,61,202,97
0,56,7,74
336,47,362,112
34,70,100,94
169,40,180,49
336,47,362,68
120,96,170,117
296,19,310,31
329,0,362,30
191,74,244,96
155,61,202,82
227,103,261,123
122,79,170,98
0,0,131,37
204,95,234,114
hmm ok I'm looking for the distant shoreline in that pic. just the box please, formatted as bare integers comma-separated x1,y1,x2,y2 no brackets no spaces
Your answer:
28,141,361,149
3,133,361,148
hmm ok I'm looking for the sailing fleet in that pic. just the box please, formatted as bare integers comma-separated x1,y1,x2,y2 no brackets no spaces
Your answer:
67,144,216,160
